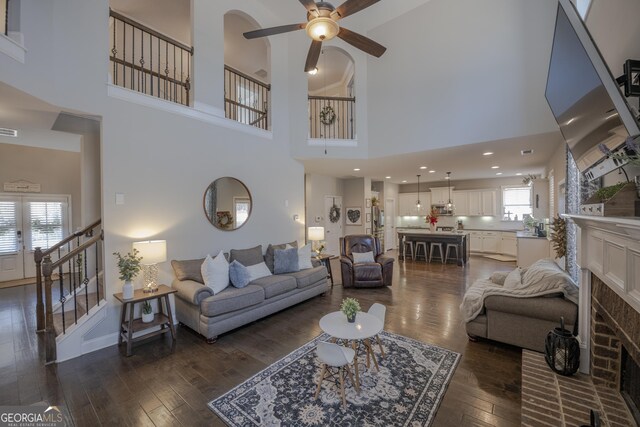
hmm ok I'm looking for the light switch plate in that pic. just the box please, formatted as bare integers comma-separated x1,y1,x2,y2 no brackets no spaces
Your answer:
115,193,125,205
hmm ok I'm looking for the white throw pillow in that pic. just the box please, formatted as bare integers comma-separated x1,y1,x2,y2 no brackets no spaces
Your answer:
297,243,313,270
352,251,375,263
201,251,229,294
246,261,272,282
503,268,523,289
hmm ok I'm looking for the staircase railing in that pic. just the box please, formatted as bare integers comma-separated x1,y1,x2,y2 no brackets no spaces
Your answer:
224,65,270,130
109,9,193,106
34,220,103,364
308,95,356,140
2,0,8,36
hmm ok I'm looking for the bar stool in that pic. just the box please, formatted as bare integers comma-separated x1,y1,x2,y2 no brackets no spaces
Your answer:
415,241,428,261
403,238,415,261
445,243,459,264
429,242,444,264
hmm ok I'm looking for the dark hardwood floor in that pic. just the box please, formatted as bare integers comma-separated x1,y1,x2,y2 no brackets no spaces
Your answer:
0,253,522,426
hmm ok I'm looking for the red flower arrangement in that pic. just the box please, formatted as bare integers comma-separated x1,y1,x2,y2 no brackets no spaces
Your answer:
426,207,439,226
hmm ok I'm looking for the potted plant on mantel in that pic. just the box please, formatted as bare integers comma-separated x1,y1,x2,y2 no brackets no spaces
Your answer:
113,248,143,300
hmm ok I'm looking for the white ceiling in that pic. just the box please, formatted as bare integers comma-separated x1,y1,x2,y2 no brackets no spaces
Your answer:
302,131,564,184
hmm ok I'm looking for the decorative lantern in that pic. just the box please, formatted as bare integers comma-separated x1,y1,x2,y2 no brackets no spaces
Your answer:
544,317,580,376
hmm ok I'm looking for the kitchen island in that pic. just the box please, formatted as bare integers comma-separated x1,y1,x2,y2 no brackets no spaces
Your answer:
397,230,470,266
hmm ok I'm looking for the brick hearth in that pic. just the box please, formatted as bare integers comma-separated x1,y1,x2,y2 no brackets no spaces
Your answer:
521,351,635,426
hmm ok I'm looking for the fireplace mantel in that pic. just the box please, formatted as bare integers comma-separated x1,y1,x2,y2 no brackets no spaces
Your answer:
563,214,640,372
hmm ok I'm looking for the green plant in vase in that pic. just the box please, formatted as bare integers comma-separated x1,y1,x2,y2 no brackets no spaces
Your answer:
113,248,143,299
141,301,153,323
340,297,361,323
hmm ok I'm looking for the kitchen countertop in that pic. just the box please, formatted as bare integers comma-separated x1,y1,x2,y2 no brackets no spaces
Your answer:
516,231,548,239
396,227,521,233
397,229,469,236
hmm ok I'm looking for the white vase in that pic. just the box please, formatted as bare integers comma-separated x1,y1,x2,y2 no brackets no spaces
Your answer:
142,312,154,323
122,280,134,300
430,223,436,232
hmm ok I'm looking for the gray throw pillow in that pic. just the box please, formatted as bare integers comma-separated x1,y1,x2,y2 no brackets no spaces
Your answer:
352,251,375,263
274,247,299,274
265,241,298,272
171,258,205,283
230,245,263,267
229,260,252,288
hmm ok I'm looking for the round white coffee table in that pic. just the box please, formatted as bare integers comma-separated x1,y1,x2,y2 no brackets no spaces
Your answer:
319,311,383,390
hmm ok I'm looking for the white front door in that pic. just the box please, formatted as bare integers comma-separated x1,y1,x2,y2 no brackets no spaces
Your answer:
324,196,343,256
0,196,24,282
0,194,71,282
384,198,396,250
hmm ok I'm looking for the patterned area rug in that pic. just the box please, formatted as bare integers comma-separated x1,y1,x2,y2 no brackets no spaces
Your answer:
208,331,460,426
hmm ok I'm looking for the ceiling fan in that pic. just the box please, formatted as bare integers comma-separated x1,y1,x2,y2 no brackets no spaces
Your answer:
243,0,387,72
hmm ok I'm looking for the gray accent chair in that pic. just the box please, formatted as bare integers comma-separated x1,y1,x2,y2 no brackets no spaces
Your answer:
339,235,394,288
171,243,329,343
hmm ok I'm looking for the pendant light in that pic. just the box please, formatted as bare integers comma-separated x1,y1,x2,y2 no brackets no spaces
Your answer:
446,171,454,213
416,174,421,209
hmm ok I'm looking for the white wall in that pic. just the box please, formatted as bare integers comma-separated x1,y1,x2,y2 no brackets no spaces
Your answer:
0,0,307,344
343,178,366,234
305,174,344,231
366,0,560,157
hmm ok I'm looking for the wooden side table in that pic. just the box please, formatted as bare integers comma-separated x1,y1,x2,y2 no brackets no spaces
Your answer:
113,284,177,356
315,254,336,287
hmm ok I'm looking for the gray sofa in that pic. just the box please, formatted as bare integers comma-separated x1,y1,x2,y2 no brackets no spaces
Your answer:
171,243,329,342
464,259,578,352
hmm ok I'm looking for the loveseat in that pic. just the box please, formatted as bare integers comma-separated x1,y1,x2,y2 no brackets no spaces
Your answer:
171,242,329,342
462,258,578,352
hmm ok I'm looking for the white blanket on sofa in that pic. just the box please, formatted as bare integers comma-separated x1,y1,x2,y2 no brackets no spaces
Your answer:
460,259,579,323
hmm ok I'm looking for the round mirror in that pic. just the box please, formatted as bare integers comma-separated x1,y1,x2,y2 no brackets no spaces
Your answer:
203,177,252,231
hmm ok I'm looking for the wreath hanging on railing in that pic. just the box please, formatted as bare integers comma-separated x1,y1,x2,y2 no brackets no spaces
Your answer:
320,105,336,126
329,204,341,223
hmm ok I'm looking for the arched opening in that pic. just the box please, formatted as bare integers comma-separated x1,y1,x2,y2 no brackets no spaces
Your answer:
108,0,193,106
308,47,355,140
224,11,271,130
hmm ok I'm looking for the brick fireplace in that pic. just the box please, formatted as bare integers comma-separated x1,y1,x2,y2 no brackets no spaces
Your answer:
590,274,640,423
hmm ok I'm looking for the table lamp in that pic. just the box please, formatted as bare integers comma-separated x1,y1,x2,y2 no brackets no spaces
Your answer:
308,226,325,256
133,240,167,293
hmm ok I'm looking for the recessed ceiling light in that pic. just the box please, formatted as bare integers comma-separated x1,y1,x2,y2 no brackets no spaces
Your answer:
496,172,503,175
353,168,360,171
483,152,493,156
429,170,436,173
516,173,523,176
420,166,427,170
385,176,391,179
402,180,407,183
491,166,500,169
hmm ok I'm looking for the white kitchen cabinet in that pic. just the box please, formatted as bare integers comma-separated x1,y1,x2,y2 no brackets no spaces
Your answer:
429,187,452,205
398,193,430,216
500,232,517,256
470,232,483,252
517,236,551,268
482,232,500,253
452,191,469,216
532,179,550,219
467,190,497,216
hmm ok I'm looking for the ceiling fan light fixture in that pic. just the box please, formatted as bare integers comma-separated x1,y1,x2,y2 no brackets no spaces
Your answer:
307,67,318,75
306,17,340,41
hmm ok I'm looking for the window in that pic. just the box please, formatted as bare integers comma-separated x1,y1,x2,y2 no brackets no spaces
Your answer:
502,186,532,221
28,201,66,250
0,201,18,254
234,198,250,228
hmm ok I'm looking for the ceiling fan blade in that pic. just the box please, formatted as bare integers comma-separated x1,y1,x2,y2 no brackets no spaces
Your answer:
299,0,319,16
337,27,386,57
244,23,306,39
331,0,380,20
305,40,323,72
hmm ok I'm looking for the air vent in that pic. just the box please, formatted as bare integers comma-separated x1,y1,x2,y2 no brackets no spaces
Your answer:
521,149,534,155
255,69,268,79
0,128,18,137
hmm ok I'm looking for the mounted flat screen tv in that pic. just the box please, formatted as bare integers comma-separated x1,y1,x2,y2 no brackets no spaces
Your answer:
545,0,640,177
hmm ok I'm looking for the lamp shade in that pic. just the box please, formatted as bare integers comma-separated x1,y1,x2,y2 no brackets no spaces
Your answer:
308,227,325,241
306,17,340,41
133,240,167,265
